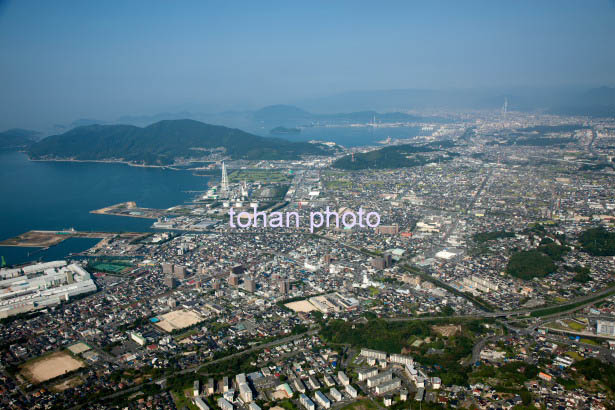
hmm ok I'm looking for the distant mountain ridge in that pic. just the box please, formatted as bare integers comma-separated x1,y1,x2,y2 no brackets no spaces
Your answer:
27,119,331,165
52,85,614,134
251,104,446,129
549,86,615,117
17,86,615,140
53,105,448,134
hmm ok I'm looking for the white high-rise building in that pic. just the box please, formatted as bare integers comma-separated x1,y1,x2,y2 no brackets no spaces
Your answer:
239,382,253,403
300,394,315,410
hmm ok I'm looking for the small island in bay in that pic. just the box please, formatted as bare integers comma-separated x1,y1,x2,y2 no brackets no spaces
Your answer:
269,126,301,135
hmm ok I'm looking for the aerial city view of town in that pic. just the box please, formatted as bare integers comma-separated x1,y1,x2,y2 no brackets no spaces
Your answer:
1,1,615,410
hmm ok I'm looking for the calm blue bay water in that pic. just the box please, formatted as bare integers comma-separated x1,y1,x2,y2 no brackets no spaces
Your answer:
0,150,207,265
273,125,427,146
0,127,421,265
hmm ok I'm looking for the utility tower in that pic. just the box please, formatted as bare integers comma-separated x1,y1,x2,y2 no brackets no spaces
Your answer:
221,161,229,194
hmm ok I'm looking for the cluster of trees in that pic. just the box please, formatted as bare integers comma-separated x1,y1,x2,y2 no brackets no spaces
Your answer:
471,362,536,405
320,318,489,386
537,242,569,261
332,144,452,170
506,250,557,280
473,361,538,387
573,358,615,391
117,316,150,332
506,238,569,280
199,351,259,375
291,324,309,334
579,227,615,256
567,265,592,283
320,318,432,353
425,139,457,149
167,372,200,392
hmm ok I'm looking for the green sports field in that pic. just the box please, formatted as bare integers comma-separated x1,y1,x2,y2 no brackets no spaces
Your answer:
91,263,128,273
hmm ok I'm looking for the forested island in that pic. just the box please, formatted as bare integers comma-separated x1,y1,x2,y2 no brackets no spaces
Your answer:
27,119,331,165
269,126,301,135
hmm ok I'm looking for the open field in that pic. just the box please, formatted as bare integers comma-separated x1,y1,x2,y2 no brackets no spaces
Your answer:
91,262,130,274
565,351,583,361
171,390,200,410
154,309,204,332
20,351,85,384
565,320,586,331
285,300,317,313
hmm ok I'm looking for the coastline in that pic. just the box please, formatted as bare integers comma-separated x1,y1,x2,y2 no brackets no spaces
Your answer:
28,156,179,170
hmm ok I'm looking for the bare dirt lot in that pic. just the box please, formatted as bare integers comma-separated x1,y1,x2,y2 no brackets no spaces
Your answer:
432,324,461,337
20,351,85,384
285,300,317,313
0,230,66,247
90,201,137,214
154,309,204,332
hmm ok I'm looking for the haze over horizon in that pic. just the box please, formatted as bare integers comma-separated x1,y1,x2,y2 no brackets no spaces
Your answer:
1,0,615,130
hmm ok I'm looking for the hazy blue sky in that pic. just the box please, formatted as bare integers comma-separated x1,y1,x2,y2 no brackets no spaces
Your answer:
1,0,614,129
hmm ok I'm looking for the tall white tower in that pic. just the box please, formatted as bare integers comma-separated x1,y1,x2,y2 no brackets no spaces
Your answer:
221,161,229,194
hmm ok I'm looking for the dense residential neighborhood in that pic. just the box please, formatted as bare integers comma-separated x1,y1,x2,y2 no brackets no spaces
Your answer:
1,111,615,409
